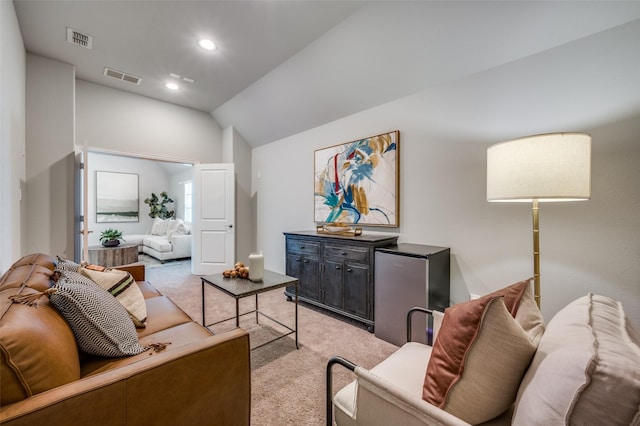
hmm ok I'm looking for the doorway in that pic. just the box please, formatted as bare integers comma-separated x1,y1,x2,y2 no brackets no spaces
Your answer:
79,150,194,268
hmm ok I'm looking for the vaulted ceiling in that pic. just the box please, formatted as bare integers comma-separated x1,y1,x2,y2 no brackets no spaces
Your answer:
14,1,640,147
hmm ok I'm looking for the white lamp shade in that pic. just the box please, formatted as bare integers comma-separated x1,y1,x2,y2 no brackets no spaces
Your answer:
487,133,591,202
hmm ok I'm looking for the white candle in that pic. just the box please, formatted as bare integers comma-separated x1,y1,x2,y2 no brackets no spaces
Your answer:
248,251,264,282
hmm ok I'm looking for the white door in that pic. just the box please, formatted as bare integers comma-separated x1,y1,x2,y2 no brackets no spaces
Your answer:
191,163,235,275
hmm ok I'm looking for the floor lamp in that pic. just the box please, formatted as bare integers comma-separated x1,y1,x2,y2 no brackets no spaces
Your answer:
486,133,591,308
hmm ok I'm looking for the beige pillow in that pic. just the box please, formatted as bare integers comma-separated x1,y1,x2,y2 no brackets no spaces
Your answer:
513,293,640,425
150,218,168,235
166,218,187,237
485,278,545,345
79,266,147,328
422,295,537,424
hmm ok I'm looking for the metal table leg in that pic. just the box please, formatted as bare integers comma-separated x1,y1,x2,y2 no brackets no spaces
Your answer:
235,298,240,327
255,294,259,324
201,279,205,326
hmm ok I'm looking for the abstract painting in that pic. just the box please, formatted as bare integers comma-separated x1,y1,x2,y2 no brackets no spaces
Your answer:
314,131,399,227
96,171,139,223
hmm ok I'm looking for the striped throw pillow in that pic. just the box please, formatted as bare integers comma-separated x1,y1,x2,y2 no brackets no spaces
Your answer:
49,270,147,357
79,266,147,328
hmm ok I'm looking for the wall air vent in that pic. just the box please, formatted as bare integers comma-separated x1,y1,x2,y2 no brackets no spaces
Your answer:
66,27,93,49
103,67,142,85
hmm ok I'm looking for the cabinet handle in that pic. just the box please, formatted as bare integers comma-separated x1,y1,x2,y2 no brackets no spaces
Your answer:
300,246,305,249
341,251,347,256
304,259,309,264
296,257,301,262
347,268,352,272
335,265,341,270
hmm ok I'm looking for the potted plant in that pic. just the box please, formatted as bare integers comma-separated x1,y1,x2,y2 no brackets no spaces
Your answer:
144,191,175,219
100,228,124,247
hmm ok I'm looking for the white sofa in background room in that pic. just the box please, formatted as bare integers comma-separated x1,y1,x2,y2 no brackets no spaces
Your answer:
126,218,192,262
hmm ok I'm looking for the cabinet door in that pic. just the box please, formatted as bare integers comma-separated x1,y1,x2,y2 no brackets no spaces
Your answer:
286,252,302,295
300,255,320,301
343,262,369,319
323,259,344,310
286,253,302,280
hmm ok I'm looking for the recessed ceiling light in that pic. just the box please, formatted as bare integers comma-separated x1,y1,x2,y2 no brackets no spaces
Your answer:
165,82,179,91
198,39,217,51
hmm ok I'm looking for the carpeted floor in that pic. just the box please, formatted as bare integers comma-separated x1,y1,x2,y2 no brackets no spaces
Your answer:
145,262,399,425
137,253,190,270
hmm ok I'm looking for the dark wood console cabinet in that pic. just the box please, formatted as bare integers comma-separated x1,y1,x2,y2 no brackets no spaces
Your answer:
283,231,398,331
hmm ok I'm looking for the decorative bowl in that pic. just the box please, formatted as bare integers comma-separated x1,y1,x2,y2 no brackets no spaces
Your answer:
323,224,351,233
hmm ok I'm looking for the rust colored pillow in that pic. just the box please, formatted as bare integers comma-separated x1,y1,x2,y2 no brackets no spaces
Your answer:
422,294,537,424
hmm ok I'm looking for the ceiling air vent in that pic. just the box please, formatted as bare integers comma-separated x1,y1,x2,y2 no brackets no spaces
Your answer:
103,67,142,85
66,27,93,49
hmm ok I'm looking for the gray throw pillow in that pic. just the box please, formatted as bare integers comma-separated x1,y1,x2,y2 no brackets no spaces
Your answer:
55,255,80,272
49,270,148,357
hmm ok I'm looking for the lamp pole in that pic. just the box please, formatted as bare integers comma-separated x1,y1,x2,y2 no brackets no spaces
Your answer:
532,199,540,308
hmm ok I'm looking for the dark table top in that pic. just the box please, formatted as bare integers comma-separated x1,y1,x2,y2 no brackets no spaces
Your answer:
201,269,298,298
284,230,398,243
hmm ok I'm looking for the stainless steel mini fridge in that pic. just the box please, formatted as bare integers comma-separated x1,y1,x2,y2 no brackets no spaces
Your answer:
374,244,450,346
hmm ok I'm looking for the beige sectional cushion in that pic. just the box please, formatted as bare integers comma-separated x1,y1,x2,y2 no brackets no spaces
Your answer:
151,218,169,235
166,218,188,237
513,293,640,425
143,235,173,252
423,296,537,424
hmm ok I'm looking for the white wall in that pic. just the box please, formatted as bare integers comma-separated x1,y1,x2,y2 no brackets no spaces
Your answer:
86,152,182,246
63,78,221,258
0,1,26,270
222,126,253,264
76,80,223,163
74,79,224,257
214,2,640,147
25,54,75,258
253,22,640,326
169,167,194,223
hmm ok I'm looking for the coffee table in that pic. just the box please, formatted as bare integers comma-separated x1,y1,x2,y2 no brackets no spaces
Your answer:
201,270,298,350
88,243,138,267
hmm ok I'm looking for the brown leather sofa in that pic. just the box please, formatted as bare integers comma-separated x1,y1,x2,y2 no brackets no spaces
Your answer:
0,253,250,426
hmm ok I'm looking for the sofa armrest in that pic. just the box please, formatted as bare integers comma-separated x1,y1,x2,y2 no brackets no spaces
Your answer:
352,367,471,426
407,307,444,344
0,328,250,426
169,234,191,258
114,263,145,281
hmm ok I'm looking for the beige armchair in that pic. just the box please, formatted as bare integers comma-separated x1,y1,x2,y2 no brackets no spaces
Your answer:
326,307,472,426
327,289,640,426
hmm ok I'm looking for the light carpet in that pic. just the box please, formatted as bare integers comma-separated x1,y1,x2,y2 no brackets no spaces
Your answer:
145,262,399,425
137,253,190,270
